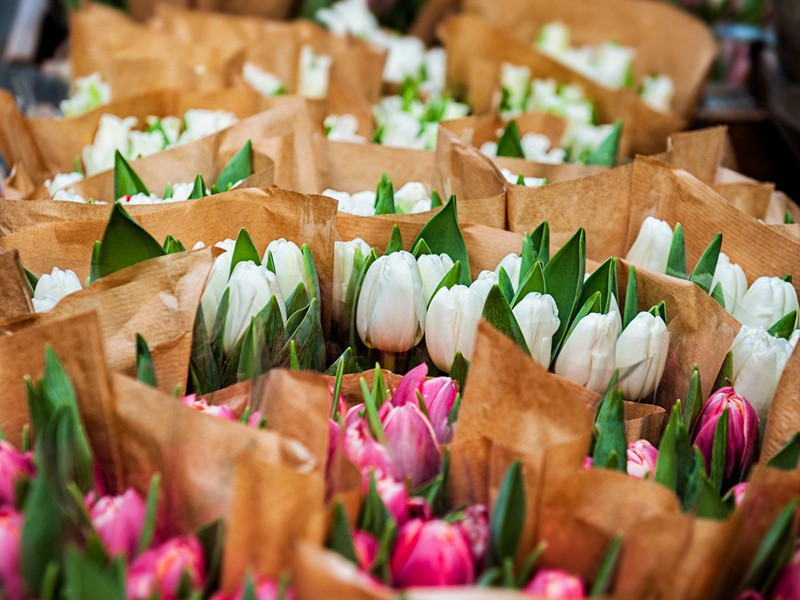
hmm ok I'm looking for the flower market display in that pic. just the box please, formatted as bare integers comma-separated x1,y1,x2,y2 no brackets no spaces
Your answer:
0,0,799,598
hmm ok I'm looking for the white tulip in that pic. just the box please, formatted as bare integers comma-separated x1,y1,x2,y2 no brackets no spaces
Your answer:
500,63,531,115
594,43,635,89
82,115,138,175
315,0,378,37
499,168,547,188
536,22,570,56
378,34,426,84
730,324,796,420
710,253,747,313
223,261,286,354
333,238,372,323
495,253,523,291
480,141,498,158
128,130,165,160
44,172,84,196
32,267,82,313
425,285,483,371
512,292,560,367
356,251,426,352
298,45,332,99
733,276,799,330
199,240,237,333
554,312,620,392
177,109,237,146
264,239,311,300
640,74,675,113
60,72,110,117
324,114,365,144
381,112,427,150
338,191,376,216
394,182,430,215
470,270,499,307
615,312,670,400
242,62,285,97
417,254,455,305
625,217,674,274
420,47,446,93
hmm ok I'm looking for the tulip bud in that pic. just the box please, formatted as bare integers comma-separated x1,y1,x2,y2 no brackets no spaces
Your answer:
88,488,147,559
470,270,499,307
353,530,380,572
391,519,475,587
343,420,400,482
495,253,522,290
0,508,22,600
422,377,459,444
180,394,237,421
425,285,483,372
371,476,409,525
625,217,674,274
729,325,795,420
126,536,206,600
691,387,759,489
417,254,455,305
382,404,441,488
582,456,594,470
772,546,800,600
626,440,659,479
728,482,748,507
0,441,34,507
297,45,332,99
199,239,236,333
615,312,670,400
456,504,489,567
501,63,532,115
264,239,312,300
394,182,431,215
733,276,799,330
223,261,286,354
554,312,620,392
406,496,432,521
356,251,426,352
524,569,586,598
512,292,561,367
210,577,295,600
333,238,372,323
32,267,83,313
710,253,747,313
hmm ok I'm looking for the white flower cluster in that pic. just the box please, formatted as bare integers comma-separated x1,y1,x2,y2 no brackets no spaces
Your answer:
481,132,566,164
32,267,83,313
242,45,331,99
535,21,675,112
372,93,469,150
46,176,207,205
499,168,547,188
323,181,432,216
59,73,111,118
324,114,366,144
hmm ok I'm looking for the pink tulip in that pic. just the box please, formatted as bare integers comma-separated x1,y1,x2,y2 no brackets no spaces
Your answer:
406,497,432,522
729,482,748,507
353,530,380,571
344,401,391,430
126,536,205,600
582,456,593,470
391,519,475,587
421,377,459,444
343,420,400,481
382,404,441,488
691,387,759,489
457,504,490,567
210,577,295,600
89,488,147,559
390,363,429,407
369,476,409,525
771,545,800,600
524,570,586,598
626,440,659,480
0,441,34,508
0,507,23,600
181,394,236,421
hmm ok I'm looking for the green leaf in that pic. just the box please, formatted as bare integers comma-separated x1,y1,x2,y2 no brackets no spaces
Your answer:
431,189,443,209
63,548,126,600
91,203,165,282
24,267,39,296
623,265,638,330
654,401,694,499
375,172,396,215
515,174,525,186
781,274,792,284
681,366,703,431
482,285,531,356
325,347,360,377
739,499,798,593
590,533,622,597
544,228,586,360
411,238,432,259
450,353,469,391
709,406,728,493
330,356,346,420
328,503,358,564
689,233,722,293
489,460,526,567
496,120,525,158
511,262,546,308
162,234,185,254
135,333,158,388
427,261,462,309
768,311,797,340
714,351,734,391
665,223,687,279
580,257,618,315
384,225,404,255
359,472,394,539
360,378,387,444
684,448,730,520
138,473,161,554
411,196,471,285
414,449,450,515
229,228,261,277
497,267,516,303
113,150,149,199
198,520,226,597
215,140,252,192
767,433,800,470
163,182,173,199
785,211,795,225
189,174,208,199
711,282,726,309
647,300,667,324
584,120,622,167
593,389,627,472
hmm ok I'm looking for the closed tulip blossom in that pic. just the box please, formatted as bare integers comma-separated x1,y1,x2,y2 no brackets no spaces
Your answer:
457,504,490,567
210,577,295,600
691,387,759,489
0,508,22,600
615,312,670,400
470,270,499,306
495,253,523,290
32,267,83,313
733,276,799,330
0,441,33,507
180,394,237,421
710,253,747,313
357,251,426,352
297,45,332,99
343,419,399,481
353,530,380,571
729,325,796,420
772,546,800,600
554,312,620,393
263,239,312,299
391,519,475,587
417,254,455,305
425,285,483,372
88,488,147,559
382,404,441,488
728,482,748,507
512,292,561,367
223,261,287,354
126,536,206,600
422,377,459,444
371,476,409,525
198,239,236,332
524,570,586,598
333,238,372,322
626,440,659,479
625,217,674,274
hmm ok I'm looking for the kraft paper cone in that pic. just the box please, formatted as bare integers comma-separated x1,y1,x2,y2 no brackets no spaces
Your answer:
627,157,800,297
0,249,32,318
409,0,462,45
715,166,800,225
127,0,190,21
330,368,405,407
221,454,325,590
712,182,775,222
110,373,317,534
462,0,716,119
440,15,687,156
761,347,800,462
192,0,295,21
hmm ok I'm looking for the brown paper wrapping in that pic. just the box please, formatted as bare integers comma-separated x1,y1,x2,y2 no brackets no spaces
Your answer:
0,249,32,318
440,15,687,156
712,182,775,222
461,0,716,119
761,346,800,462
187,0,294,21
716,166,800,226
